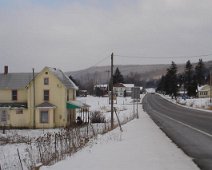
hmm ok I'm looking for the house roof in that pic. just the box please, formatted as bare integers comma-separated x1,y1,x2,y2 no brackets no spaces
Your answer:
0,73,36,89
0,67,78,90
197,84,210,91
113,83,135,88
113,83,125,87
48,67,78,90
123,84,134,88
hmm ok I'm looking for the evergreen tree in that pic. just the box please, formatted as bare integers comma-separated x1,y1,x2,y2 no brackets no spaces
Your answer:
165,61,178,98
178,74,184,88
156,75,166,93
113,67,124,84
195,59,206,86
184,60,195,96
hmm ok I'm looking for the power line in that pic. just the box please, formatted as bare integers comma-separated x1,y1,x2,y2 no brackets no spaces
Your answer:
114,53,212,59
69,52,212,77
69,55,110,77
90,56,110,68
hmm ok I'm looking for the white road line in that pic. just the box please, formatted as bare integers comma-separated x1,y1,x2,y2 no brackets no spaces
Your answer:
157,112,212,138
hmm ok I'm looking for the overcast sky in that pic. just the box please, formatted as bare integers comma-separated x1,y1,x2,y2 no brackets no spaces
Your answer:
0,0,212,72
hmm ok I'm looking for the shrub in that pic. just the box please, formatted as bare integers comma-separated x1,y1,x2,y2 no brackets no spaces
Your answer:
90,111,106,123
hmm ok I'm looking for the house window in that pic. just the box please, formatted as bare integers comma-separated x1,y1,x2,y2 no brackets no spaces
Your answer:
44,90,49,101
12,90,17,101
40,110,49,123
16,109,23,114
44,78,49,85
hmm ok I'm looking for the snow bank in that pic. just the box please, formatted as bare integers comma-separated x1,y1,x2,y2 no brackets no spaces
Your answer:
160,94,212,112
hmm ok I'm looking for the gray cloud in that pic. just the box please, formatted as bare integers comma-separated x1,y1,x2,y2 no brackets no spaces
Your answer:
0,0,212,72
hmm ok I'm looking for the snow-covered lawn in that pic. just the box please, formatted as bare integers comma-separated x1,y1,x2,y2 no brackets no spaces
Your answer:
159,94,212,111
41,95,199,170
78,96,135,123
178,98,212,110
0,96,136,170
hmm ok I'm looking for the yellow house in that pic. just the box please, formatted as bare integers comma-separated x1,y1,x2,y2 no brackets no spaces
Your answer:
0,66,79,128
198,84,211,98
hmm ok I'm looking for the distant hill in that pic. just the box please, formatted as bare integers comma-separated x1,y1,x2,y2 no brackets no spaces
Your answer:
66,60,212,86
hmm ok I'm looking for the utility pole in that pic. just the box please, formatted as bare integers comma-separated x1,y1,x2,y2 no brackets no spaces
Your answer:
210,70,212,103
106,70,110,104
33,68,36,129
111,53,114,129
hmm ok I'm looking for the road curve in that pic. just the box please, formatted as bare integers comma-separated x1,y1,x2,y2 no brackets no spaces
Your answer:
143,93,212,170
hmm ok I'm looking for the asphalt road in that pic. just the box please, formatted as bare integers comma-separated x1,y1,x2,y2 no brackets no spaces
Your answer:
142,93,212,170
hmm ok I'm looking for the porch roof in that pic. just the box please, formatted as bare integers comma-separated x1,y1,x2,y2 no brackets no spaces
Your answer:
0,102,27,108
66,100,90,109
36,102,56,109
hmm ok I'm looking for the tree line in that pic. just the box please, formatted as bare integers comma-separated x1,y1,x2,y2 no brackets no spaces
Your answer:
157,59,210,98
69,59,210,96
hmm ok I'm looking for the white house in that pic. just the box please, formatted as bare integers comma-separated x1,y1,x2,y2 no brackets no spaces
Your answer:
113,83,134,97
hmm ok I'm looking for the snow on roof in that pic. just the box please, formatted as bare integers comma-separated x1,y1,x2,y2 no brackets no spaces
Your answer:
94,84,108,88
114,83,125,87
123,84,134,88
197,85,204,91
197,84,210,91
48,67,78,90
0,67,78,90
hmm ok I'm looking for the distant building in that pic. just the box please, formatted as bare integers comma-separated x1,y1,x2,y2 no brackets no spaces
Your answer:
78,90,88,97
113,83,134,97
0,66,81,128
140,87,144,93
145,88,156,94
198,85,211,98
94,84,108,96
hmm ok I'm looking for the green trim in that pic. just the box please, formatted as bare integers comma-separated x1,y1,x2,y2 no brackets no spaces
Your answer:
0,102,27,108
66,102,80,109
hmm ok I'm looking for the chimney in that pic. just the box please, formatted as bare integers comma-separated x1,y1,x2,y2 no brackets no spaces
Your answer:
4,66,8,74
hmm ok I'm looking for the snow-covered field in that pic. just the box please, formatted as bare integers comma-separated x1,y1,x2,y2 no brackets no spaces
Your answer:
41,95,199,170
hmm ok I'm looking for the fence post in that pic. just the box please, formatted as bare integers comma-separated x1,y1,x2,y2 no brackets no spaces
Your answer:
54,133,57,161
3,124,6,134
38,143,43,163
114,108,123,132
17,148,23,170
